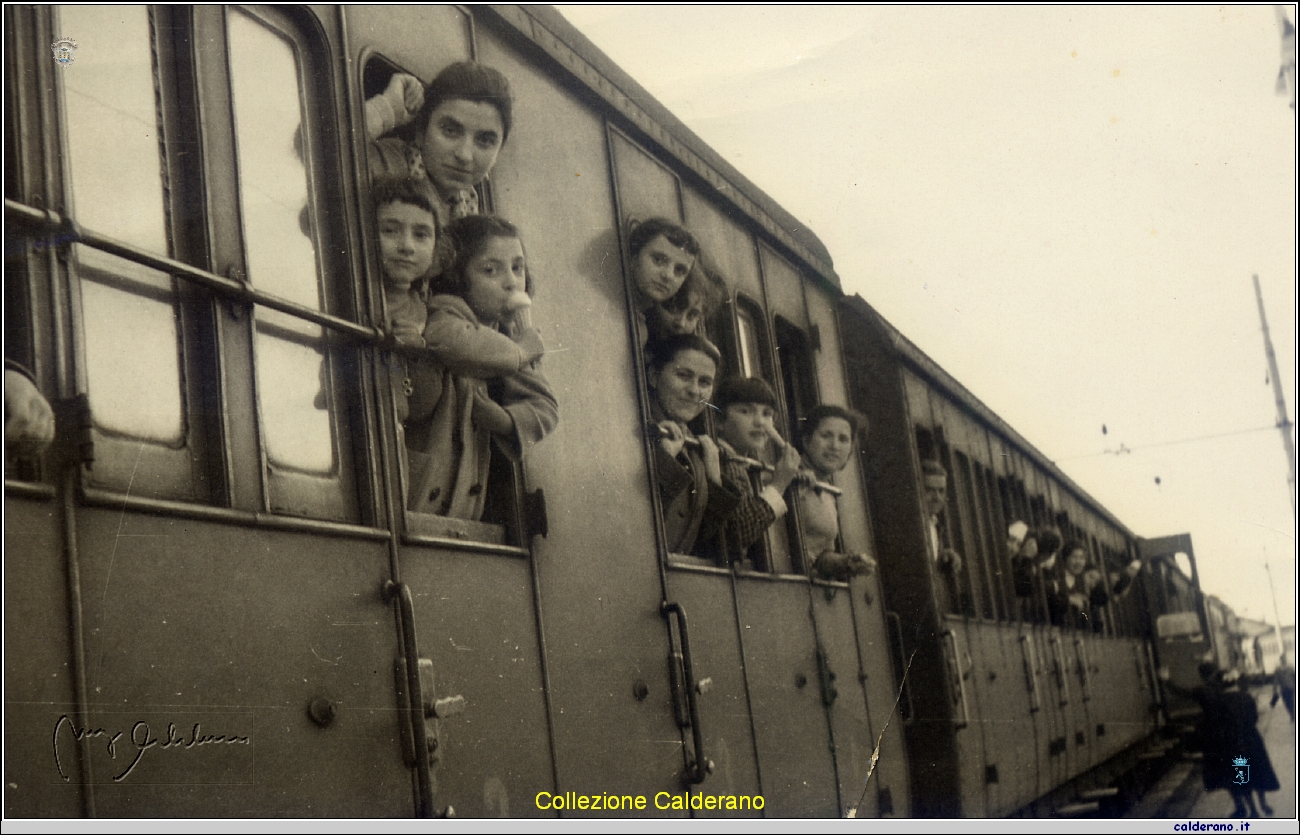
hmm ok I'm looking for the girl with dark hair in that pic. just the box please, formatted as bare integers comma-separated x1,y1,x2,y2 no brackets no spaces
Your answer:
644,333,740,556
626,218,701,344
404,215,557,519
366,62,514,223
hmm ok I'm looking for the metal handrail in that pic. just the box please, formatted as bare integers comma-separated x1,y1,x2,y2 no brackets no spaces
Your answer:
662,601,709,785
647,423,842,496
382,580,435,817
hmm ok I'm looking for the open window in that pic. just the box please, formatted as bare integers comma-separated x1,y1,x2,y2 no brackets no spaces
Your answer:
359,52,537,548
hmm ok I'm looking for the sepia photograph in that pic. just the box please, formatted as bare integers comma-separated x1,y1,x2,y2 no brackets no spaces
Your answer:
4,4,1297,827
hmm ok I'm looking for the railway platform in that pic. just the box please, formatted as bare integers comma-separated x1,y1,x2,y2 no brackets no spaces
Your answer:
1126,687,1297,819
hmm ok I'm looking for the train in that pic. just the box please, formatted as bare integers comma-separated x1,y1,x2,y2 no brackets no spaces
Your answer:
4,4,1214,819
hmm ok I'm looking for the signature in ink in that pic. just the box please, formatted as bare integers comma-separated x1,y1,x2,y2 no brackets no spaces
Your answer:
53,714,250,783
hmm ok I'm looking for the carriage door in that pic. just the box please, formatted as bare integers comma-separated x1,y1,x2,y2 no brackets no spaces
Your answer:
348,7,556,816
603,129,766,815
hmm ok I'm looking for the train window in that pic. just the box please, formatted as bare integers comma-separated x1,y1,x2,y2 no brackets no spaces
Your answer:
363,54,404,101
228,10,335,475
946,447,982,619
218,7,359,520
59,7,169,253
45,5,230,502
978,463,1014,620
356,54,525,544
610,130,683,224
58,6,184,443
1029,495,1048,531
736,303,763,380
34,6,362,516
968,457,1008,621
774,317,816,434
916,429,967,616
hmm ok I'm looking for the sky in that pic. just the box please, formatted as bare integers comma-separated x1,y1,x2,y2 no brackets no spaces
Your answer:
555,5,1298,627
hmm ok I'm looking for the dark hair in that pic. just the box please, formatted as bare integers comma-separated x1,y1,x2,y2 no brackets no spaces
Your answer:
646,333,720,372
662,262,727,319
921,459,947,480
1062,540,1088,560
714,376,777,412
372,175,439,221
429,214,531,299
628,217,700,260
372,176,447,285
410,61,514,143
800,404,865,448
1037,526,1063,556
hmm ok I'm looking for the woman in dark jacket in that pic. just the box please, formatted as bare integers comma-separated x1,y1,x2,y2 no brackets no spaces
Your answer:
1221,671,1279,816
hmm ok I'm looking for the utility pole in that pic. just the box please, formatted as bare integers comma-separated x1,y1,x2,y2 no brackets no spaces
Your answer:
1266,561,1288,665
1253,274,1297,518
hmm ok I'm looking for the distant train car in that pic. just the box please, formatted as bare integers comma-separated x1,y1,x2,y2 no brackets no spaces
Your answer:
5,4,1202,820
837,294,1165,817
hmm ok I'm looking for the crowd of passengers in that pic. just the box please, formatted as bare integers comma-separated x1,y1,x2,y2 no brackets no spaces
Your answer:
3,59,1145,606
354,60,875,581
922,456,1143,629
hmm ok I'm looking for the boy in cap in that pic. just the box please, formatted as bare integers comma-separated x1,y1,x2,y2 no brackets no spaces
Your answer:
707,376,801,567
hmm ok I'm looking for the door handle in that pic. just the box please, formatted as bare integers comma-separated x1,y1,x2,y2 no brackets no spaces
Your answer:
385,581,461,818
1051,633,1070,706
1020,633,1040,713
941,630,969,729
1074,636,1091,701
886,611,915,723
662,601,713,785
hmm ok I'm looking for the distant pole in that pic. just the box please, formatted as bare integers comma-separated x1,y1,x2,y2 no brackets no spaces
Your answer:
1253,274,1297,518
1266,561,1287,664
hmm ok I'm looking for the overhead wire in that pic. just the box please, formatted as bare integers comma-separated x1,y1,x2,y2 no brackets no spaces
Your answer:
1056,424,1279,462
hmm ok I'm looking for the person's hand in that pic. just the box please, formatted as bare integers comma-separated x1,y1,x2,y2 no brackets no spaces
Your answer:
698,435,722,486
5,369,54,457
472,389,514,436
769,431,802,493
1068,592,1088,610
1158,666,1171,682
1083,568,1102,589
383,73,424,128
940,548,963,574
850,552,877,578
657,420,686,459
515,327,545,367
1126,559,1142,578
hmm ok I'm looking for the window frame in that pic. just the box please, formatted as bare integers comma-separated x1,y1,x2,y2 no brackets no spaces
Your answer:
35,4,369,522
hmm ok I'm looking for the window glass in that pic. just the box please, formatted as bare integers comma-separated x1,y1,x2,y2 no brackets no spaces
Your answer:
58,5,183,443
737,308,760,379
59,5,168,252
227,9,334,474
77,248,184,442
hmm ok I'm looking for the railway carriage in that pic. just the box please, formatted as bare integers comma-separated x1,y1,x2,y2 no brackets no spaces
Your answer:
837,294,1169,816
5,4,1203,819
